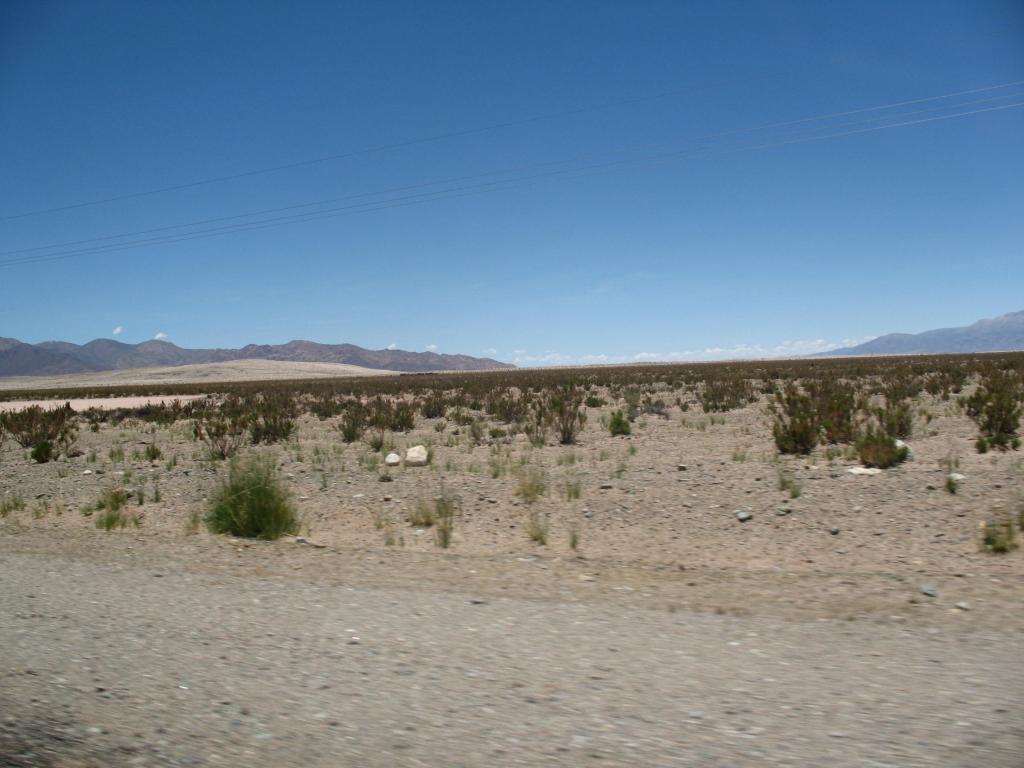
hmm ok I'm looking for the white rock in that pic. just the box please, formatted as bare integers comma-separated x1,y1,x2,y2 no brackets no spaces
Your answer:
848,467,882,476
948,472,965,482
384,452,401,467
405,445,429,466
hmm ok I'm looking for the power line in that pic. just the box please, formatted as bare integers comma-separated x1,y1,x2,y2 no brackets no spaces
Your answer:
0,78,767,221
3,99,1019,269
4,86,1020,259
4,77,1022,221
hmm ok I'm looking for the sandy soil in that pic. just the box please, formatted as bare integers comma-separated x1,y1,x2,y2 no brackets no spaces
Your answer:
1,386,1022,765
0,358,396,391
0,394,209,413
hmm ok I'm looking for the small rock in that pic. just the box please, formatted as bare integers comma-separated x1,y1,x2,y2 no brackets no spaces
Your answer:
848,467,882,476
830,527,840,535
776,508,791,516
82,470,93,476
405,445,429,466
384,452,401,467
948,473,965,482
677,464,687,471
955,601,970,611
919,585,937,598
599,483,613,490
735,511,752,522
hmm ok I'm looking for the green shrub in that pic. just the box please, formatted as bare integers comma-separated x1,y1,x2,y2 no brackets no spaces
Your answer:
966,369,1022,451
144,443,162,462
31,441,54,463
608,410,631,436
205,455,298,540
0,494,26,517
338,403,365,443
856,426,908,469
249,413,295,444
771,384,819,455
548,383,587,445
96,486,129,512
808,379,858,444
980,516,1018,553
697,378,755,413
514,467,546,504
0,403,76,451
96,507,138,531
192,399,248,459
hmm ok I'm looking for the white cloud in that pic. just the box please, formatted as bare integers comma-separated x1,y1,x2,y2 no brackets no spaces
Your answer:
481,347,497,355
386,342,397,350
153,332,168,340
426,344,438,352
111,326,123,336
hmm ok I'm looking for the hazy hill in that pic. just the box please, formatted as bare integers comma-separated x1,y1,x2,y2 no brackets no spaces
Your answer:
0,338,512,377
821,310,1024,356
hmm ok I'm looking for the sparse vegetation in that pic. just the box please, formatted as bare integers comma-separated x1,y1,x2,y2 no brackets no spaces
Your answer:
204,455,298,540
771,384,819,455
856,425,908,469
966,368,1022,452
608,410,631,437
980,515,1018,553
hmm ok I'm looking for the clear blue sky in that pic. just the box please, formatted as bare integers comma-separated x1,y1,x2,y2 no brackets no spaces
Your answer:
2,0,1022,364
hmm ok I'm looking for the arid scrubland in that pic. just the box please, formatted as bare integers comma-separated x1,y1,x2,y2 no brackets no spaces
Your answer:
1,354,1022,586
4,354,1024,767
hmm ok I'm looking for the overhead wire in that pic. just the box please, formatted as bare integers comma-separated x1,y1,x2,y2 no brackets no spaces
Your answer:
2,97,1020,269
4,84,1021,260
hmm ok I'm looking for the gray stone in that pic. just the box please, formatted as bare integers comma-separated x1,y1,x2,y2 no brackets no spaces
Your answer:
384,452,401,467
735,511,752,522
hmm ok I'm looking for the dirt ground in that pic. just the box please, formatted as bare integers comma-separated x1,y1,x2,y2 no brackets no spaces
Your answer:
0,358,396,391
1,388,1022,765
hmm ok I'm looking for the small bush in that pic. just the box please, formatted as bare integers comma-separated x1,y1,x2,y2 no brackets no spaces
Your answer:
966,369,1022,451
193,410,247,459
338,404,365,443
980,517,1018,553
31,441,54,463
0,403,76,451
608,410,631,436
96,486,129,513
0,494,26,517
514,467,546,504
144,444,162,462
548,384,587,445
772,384,819,455
205,456,298,540
856,426,908,469
96,507,138,531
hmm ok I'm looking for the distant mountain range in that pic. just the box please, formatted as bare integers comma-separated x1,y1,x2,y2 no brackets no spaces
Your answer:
820,310,1024,356
0,338,513,377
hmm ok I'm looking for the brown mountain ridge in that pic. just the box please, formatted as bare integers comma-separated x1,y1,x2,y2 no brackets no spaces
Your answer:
0,337,513,377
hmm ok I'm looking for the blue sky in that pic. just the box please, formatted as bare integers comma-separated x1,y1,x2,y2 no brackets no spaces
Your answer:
1,0,1022,365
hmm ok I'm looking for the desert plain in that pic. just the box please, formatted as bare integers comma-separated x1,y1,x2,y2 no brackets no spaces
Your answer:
1,356,1022,767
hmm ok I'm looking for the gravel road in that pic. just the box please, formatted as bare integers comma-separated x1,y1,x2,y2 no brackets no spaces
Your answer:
2,551,1021,767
